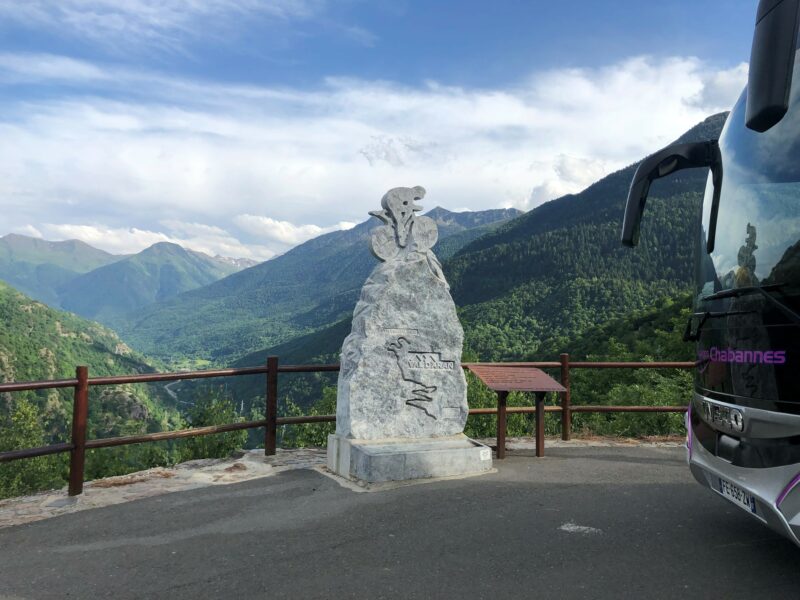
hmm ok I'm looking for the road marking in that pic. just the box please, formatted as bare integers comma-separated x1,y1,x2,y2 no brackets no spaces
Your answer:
559,521,602,535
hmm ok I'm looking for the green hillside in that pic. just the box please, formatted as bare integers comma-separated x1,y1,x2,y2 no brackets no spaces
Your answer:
177,291,695,450
0,234,122,306
58,242,248,324
447,112,727,360
465,293,695,440
0,281,183,497
434,218,517,261
120,207,521,364
0,279,182,439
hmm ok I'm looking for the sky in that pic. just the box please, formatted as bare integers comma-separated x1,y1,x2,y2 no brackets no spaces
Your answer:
0,0,756,261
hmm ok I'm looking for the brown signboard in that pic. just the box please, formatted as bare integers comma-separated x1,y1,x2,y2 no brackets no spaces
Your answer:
466,365,566,393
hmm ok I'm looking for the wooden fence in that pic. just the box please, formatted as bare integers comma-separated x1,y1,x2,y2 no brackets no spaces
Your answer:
0,354,695,495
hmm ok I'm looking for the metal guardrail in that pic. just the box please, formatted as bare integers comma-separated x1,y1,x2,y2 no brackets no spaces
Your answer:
0,354,695,495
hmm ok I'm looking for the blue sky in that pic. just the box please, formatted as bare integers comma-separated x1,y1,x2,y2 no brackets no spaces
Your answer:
0,0,756,259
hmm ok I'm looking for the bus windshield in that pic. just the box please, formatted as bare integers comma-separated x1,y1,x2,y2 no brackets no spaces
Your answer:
695,43,800,408
698,50,800,313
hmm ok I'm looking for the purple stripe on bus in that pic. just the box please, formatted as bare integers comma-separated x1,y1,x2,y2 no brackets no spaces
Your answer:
776,471,800,508
686,403,693,459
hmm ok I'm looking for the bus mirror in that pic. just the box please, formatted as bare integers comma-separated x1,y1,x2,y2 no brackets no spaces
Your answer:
746,0,799,132
621,141,722,249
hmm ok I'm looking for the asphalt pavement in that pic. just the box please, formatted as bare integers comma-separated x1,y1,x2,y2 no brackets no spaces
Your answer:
1,446,799,599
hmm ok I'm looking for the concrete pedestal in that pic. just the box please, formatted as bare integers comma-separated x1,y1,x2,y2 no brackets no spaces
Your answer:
327,434,493,483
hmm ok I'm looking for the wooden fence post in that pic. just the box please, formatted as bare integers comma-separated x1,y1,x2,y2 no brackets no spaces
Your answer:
68,366,89,496
496,390,508,459
560,353,571,441
535,392,545,457
265,356,278,456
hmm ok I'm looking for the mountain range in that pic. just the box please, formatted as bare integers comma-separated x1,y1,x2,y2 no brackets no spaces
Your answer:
0,236,257,323
118,207,522,363
58,242,255,323
0,234,123,306
1,112,727,391
119,113,726,369
130,112,726,417
1,111,726,379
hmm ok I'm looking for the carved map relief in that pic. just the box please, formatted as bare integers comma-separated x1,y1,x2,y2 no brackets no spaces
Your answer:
387,337,444,420
335,187,469,439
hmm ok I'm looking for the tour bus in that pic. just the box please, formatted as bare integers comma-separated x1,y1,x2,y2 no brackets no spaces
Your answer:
621,0,800,546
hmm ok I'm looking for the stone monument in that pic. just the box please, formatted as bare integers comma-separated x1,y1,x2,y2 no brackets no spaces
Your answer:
327,186,492,483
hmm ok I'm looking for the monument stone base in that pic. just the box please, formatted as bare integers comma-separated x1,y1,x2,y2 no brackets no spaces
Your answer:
326,434,493,483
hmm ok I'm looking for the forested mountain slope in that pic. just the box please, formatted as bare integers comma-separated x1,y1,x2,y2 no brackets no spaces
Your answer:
58,242,248,324
1,279,280,497
0,280,179,436
120,207,521,363
446,113,727,360
0,280,188,496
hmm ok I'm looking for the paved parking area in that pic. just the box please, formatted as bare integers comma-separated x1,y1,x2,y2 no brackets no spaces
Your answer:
1,446,798,599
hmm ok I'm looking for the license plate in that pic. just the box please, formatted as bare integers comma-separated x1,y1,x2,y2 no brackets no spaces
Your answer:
717,477,757,514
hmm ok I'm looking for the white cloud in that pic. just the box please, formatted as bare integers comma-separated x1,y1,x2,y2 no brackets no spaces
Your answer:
13,225,43,238
0,0,323,53
527,154,615,205
688,62,749,111
159,220,232,238
41,224,173,255
359,135,436,167
0,53,109,83
158,220,277,260
233,215,356,246
40,222,275,261
0,52,748,256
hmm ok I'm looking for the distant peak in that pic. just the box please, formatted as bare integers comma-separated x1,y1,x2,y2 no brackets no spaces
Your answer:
2,232,46,243
138,241,257,271
213,255,260,269
422,206,524,225
0,233,111,252
145,241,184,252
424,206,523,217
135,242,189,259
424,206,452,217
673,111,730,145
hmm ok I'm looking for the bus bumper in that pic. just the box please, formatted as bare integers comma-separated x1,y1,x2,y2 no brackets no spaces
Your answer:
688,427,800,548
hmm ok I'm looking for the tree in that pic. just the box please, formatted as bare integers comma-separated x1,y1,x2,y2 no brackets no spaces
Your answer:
281,386,336,448
179,390,247,461
0,398,65,499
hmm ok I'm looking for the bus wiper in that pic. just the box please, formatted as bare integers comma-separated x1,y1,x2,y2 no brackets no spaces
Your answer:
683,310,753,342
701,284,800,326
